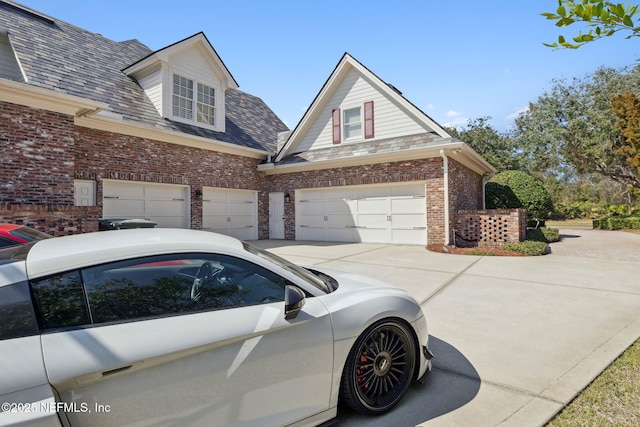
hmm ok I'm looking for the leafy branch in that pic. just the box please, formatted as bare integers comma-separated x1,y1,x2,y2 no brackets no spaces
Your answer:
542,1,640,48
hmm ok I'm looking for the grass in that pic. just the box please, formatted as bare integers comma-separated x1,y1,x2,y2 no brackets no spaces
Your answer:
546,338,640,426
546,218,594,227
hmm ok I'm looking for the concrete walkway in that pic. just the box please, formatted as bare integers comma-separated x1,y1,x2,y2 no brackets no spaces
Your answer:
250,228,640,426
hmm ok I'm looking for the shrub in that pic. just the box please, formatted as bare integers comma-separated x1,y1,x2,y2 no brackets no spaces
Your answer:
502,240,548,256
594,215,640,230
526,227,560,243
486,171,553,219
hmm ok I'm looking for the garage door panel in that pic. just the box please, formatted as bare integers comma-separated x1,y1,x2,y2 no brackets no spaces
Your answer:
326,227,356,242
299,214,325,228
391,214,426,229
203,202,227,215
326,214,353,227
391,198,424,213
228,202,254,216
325,200,353,214
357,199,388,214
148,200,185,216
202,188,257,240
357,214,387,228
103,199,145,218
297,183,426,245
102,181,189,229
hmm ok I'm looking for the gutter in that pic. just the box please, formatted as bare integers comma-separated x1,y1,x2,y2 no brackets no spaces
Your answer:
440,149,450,246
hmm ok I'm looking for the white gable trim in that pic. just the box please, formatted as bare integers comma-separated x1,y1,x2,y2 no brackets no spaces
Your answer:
276,53,450,162
123,33,238,90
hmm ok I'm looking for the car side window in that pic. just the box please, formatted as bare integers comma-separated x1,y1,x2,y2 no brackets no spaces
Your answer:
81,253,287,325
31,271,91,330
0,281,40,340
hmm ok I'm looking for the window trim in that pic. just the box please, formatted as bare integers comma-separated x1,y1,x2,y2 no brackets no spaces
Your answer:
342,106,362,141
171,73,219,130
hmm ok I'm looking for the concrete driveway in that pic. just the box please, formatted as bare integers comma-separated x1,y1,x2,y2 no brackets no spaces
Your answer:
250,227,640,426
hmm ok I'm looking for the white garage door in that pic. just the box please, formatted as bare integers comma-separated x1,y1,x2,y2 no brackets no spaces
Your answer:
102,180,189,228
202,188,258,240
296,183,427,245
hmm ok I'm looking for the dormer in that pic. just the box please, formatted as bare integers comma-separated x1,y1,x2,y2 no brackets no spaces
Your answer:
123,32,238,133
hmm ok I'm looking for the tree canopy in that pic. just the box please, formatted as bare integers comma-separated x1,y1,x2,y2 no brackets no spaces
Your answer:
512,66,640,190
542,1,640,48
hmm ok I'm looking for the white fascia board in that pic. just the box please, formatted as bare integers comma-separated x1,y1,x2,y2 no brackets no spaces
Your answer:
0,78,107,116
76,114,269,159
262,142,495,176
261,142,460,175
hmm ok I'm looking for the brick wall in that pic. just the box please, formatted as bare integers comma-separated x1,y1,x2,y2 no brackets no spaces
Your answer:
0,204,100,235
453,209,527,247
0,102,76,204
74,127,265,229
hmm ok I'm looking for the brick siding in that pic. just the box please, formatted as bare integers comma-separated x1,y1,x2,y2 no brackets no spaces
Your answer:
453,209,527,247
0,204,100,235
2,101,503,245
0,102,76,204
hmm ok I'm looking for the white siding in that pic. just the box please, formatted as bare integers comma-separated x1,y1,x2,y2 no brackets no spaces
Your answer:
0,32,23,82
138,68,163,116
296,68,429,153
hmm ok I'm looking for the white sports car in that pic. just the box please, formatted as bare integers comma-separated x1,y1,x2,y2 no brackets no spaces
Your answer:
0,228,432,426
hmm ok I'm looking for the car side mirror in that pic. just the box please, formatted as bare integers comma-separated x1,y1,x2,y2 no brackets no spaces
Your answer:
284,285,305,320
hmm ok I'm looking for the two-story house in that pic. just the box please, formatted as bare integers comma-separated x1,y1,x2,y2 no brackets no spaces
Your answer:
1,0,511,247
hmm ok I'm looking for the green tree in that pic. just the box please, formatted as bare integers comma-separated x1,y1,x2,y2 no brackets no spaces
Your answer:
513,66,640,190
542,1,640,48
445,117,524,172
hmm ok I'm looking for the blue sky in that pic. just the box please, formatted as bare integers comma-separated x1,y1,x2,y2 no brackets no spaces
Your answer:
16,1,635,132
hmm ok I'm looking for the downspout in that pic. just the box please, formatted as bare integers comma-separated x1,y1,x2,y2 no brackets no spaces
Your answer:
440,150,450,246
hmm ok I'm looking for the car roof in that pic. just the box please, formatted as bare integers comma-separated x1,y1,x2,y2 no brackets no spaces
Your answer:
25,228,245,279
0,223,21,232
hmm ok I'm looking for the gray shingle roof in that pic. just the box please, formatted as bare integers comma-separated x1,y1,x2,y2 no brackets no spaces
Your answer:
0,0,287,153
277,133,457,165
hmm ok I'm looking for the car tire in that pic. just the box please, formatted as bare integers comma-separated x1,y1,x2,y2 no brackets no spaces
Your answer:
340,319,416,414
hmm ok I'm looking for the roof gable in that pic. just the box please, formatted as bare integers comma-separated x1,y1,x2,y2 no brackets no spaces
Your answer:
123,32,238,90
276,53,451,162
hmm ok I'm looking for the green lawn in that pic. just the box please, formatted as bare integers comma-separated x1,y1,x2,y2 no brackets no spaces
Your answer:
546,338,640,426
546,219,594,228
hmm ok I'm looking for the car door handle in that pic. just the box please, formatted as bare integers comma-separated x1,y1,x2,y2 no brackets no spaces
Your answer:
102,365,133,377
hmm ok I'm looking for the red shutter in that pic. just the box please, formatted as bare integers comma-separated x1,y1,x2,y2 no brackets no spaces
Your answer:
332,108,341,144
364,101,374,139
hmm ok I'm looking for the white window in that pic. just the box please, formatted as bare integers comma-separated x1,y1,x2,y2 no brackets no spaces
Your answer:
343,107,362,140
197,83,216,126
172,74,216,127
172,74,193,120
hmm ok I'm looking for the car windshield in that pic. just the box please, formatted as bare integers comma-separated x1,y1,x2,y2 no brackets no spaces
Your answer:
243,242,331,294
9,227,51,242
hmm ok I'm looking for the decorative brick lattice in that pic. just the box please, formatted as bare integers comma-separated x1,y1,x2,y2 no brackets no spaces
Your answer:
453,209,526,247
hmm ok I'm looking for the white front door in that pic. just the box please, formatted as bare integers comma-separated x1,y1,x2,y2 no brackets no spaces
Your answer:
269,193,285,239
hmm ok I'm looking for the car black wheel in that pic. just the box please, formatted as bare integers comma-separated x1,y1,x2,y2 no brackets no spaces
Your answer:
340,320,416,414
